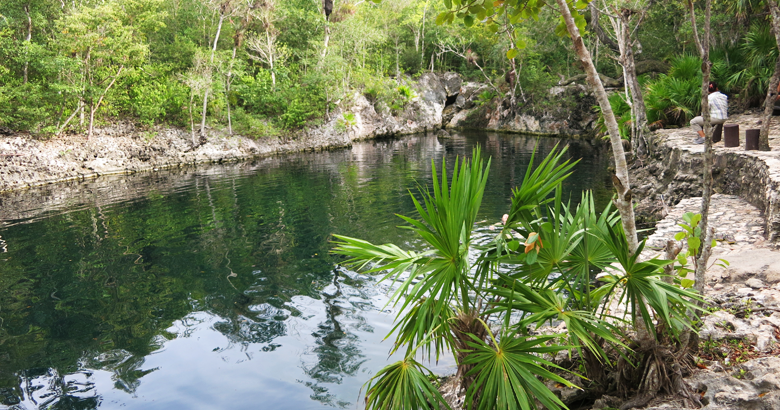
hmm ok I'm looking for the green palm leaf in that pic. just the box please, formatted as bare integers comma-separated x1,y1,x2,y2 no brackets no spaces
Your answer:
364,358,451,410
595,223,704,338
463,331,576,410
333,148,491,358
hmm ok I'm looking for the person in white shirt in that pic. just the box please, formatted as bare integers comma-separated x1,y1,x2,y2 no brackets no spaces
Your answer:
690,81,728,144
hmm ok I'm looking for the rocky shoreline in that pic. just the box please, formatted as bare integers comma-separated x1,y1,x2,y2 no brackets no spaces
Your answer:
0,71,605,194
0,72,463,193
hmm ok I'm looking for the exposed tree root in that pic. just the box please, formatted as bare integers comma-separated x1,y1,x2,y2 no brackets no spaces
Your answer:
616,329,702,410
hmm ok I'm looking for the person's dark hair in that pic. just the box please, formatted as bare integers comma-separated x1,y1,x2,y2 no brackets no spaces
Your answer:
709,81,719,92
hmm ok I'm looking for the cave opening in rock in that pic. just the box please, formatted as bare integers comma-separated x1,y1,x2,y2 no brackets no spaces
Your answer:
445,94,458,106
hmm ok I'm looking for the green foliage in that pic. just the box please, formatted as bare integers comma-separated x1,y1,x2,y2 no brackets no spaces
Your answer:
644,56,702,127
596,223,703,337
673,212,729,287
334,148,490,360
234,69,327,130
364,357,451,410
463,331,574,410
595,93,632,140
334,144,704,409
390,85,417,113
230,107,280,139
475,89,497,107
0,0,769,137
335,111,357,133
721,23,778,105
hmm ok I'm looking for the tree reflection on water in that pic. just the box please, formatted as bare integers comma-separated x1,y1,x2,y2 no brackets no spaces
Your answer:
0,132,611,409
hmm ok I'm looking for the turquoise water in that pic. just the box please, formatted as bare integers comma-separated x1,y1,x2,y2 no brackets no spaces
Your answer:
0,131,611,409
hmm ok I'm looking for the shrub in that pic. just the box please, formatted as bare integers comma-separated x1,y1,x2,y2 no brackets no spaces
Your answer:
644,55,702,127
475,89,497,107
231,107,280,139
723,23,778,106
335,111,356,133
234,70,327,130
595,93,633,139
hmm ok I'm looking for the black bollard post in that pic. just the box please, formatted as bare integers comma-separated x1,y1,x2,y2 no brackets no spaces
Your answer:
724,124,739,147
745,129,759,150
712,123,723,143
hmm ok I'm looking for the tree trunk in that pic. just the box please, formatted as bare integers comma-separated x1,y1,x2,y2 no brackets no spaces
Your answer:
226,46,237,135
88,102,95,139
395,37,400,79
759,0,780,152
189,91,196,145
201,12,225,138
81,47,90,128
555,0,639,254
420,0,428,70
617,13,650,158
322,23,330,58
266,31,276,87
23,3,31,85
57,100,83,135
689,0,713,294
87,65,123,140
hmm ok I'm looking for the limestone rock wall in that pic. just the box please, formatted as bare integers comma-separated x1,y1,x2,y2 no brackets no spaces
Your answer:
633,116,780,243
443,83,599,138
0,73,462,192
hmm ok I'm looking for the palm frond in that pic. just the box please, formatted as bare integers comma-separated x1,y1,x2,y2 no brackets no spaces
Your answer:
364,358,451,410
463,331,576,410
595,223,704,338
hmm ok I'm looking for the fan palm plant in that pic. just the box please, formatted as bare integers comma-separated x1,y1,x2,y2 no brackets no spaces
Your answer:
332,145,703,410
645,56,702,126
725,23,779,106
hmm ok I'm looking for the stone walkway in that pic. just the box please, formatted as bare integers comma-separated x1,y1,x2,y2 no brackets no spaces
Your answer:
645,110,780,243
640,194,780,410
643,194,780,289
636,115,780,409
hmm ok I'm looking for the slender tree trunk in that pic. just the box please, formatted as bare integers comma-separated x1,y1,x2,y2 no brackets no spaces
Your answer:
23,3,31,85
395,37,400,79
58,101,83,135
267,31,276,87
617,13,650,157
79,97,85,126
689,0,713,293
226,46,237,135
80,47,90,128
201,12,225,138
556,0,639,254
88,102,95,139
420,0,428,70
759,0,780,152
87,65,123,139
189,91,196,145
322,23,330,58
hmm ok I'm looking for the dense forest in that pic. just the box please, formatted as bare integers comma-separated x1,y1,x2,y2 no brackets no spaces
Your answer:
0,0,777,139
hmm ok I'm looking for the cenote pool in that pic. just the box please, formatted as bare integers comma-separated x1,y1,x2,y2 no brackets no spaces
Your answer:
0,131,612,409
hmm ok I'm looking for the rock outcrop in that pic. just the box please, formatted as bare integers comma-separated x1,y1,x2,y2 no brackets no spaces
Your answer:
0,72,463,193
443,83,599,138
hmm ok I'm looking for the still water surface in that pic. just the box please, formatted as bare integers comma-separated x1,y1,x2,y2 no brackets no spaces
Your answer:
0,131,611,409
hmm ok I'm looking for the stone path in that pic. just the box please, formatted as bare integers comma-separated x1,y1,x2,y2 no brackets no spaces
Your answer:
636,115,780,409
639,194,780,409
647,110,780,243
